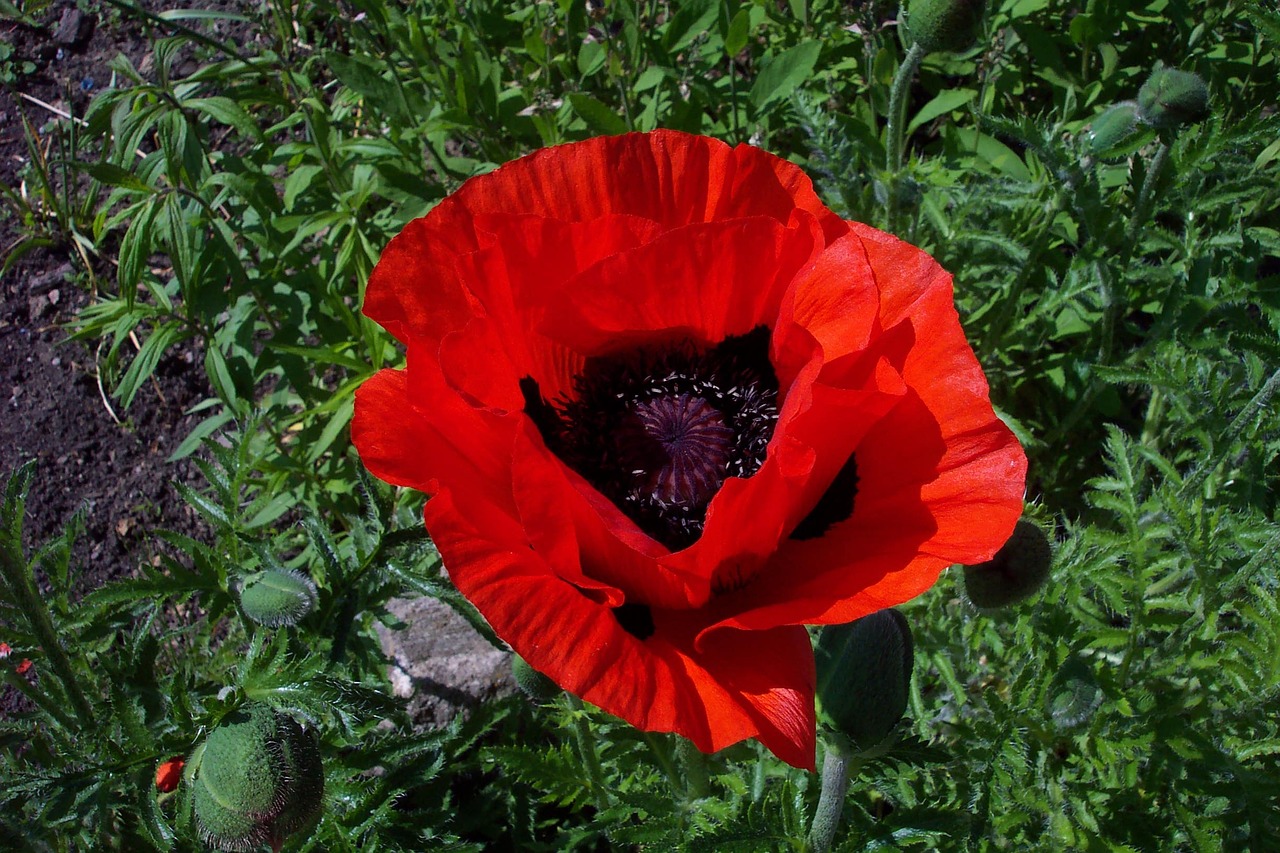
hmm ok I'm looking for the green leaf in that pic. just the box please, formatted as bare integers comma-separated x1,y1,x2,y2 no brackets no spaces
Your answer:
84,161,154,193
748,40,821,113
907,88,977,134
724,8,751,58
115,322,189,408
204,345,239,410
325,51,409,121
567,93,629,135
577,40,606,77
306,395,355,464
175,481,231,528
184,96,263,141
117,201,159,303
662,0,718,54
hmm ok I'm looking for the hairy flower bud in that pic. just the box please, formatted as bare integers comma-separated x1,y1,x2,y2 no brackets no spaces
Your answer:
512,655,561,702
906,0,987,54
192,704,324,851
1137,67,1210,129
814,609,914,751
1088,101,1142,156
238,569,318,627
963,519,1052,609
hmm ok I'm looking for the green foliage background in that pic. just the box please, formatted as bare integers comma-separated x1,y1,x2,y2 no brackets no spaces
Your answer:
1,0,1278,849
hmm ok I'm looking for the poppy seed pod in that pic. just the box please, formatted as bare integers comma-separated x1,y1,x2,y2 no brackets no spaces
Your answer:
906,0,987,54
1137,67,1210,129
963,519,1052,609
512,655,561,702
814,609,914,751
238,569,318,627
192,705,324,852
1088,101,1142,156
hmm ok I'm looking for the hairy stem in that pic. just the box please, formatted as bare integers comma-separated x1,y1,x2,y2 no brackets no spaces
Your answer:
808,743,860,852
885,42,927,231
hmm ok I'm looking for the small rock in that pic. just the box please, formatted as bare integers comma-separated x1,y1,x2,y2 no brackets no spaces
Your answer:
29,264,71,292
377,596,513,728
53,8,93,47
27,293,51,318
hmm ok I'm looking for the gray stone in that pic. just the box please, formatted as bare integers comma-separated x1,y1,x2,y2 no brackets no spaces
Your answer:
53,8,92,47
377,596,514,728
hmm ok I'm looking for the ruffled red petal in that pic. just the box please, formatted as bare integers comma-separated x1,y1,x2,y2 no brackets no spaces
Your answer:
424,488,816,769
698,225,1026,636
363,131,844,348
540,213,822,356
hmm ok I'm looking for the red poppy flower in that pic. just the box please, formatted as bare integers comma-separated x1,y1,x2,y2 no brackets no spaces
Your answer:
155,757,184,793
353,130,1026,770
15,658,32,676
0,642,10,659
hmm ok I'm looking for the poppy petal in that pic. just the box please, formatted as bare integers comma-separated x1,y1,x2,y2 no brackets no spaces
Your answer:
363,131,844,348
542,214,822,356
697,228,1025,635
425,488,816,768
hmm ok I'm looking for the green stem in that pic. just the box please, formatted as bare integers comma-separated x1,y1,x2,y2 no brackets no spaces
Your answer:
885,43,927,231
565,694,611,813
886,43,927,174
808,743,859,853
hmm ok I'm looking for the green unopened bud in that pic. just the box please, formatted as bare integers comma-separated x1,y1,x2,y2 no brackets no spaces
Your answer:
512,655,560,703
1088,101,1142,156
1137,67,1210,129
963,519,1052,609
906,0,987,54
239,569,318,627
192,704,324,851
815,609,914,751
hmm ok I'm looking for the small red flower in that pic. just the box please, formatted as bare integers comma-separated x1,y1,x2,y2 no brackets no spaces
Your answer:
155,757,184,792
0,642,11,659
353,131,1026,770
15,659,32,676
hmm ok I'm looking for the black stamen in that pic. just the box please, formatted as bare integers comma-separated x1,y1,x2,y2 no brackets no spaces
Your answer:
791,454,859,540
612,603,655,640
532,327,779,551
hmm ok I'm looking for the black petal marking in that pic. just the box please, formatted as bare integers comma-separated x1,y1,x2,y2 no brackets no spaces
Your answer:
791,454,859,540
612,603,655,640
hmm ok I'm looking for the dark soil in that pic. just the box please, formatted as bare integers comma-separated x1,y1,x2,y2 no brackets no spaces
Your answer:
0,1,253,714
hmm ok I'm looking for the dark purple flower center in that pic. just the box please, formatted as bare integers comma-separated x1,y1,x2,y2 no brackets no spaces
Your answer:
523,327,778,550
